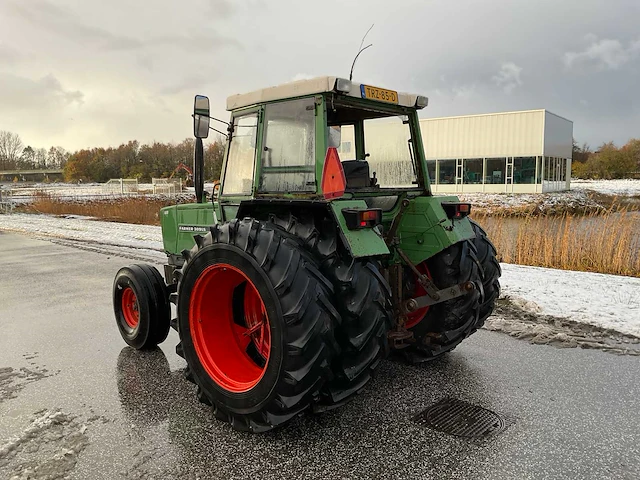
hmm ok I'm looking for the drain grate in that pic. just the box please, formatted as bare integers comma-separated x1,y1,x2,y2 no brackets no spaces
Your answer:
414,398,507,439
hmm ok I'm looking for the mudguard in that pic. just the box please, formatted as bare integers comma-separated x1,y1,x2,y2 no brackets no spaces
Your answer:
329,200,390,258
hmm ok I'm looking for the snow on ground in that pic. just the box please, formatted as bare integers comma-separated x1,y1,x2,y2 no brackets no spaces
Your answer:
454,179,640,213
457,189,604,214
0,213,162,251
571,178,640,196
1,212,638,338
501,264,640,337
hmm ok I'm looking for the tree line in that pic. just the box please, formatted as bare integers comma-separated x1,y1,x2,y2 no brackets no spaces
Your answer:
3,128,639,183
0,130,225,182
572,138,640,179
0,131,69,171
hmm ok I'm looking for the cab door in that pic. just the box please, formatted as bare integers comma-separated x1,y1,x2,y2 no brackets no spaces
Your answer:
219,109,261,220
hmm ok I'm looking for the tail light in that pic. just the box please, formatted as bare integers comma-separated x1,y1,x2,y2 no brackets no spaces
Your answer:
321,147,346,199
441,202,471,219
342,208,382,229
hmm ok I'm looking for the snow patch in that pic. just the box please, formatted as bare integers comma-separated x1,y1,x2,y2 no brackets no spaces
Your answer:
0,410,90,480
500,263,640,338
571,178,640,196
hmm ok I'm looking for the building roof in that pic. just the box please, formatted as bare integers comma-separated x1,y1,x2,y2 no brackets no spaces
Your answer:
424,109,573,124
226,76,426,111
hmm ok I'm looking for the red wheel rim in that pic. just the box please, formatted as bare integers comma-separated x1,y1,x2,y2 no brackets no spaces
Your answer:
122,287,139,328
405,262,432,329
189,263,271,393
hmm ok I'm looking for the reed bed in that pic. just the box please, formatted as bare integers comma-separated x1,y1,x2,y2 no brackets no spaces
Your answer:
19,192,640,277
23,192,185,225
475,209,640,277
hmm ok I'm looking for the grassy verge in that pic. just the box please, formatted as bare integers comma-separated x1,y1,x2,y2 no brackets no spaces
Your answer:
19,193,193,225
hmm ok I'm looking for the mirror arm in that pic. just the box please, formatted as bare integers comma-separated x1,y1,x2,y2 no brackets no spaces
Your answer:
208,116,230,126
209,126,228,138
191,113,230,126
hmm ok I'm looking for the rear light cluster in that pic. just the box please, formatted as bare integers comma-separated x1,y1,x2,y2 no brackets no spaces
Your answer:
342,208,382,230
441,202,471,220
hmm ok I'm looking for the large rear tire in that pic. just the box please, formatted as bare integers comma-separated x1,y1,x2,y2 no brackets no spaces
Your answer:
470,219,501,323
406,240,483,359
175,219,340,432
405,220,501,359
268,213,392,407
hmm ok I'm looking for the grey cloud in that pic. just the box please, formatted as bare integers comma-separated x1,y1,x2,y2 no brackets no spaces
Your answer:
2,0,239,54
204,0,236,18
564,35,640,71
3,0,144,51
0,43,22,64
492,63,524,94
159,74,211,95
0,73,83,109
153,32,242,52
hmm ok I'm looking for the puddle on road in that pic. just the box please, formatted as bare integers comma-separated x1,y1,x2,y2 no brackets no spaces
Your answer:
485,297,640,355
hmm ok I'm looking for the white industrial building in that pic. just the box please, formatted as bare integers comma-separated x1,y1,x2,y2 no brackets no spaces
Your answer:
421,109,573,193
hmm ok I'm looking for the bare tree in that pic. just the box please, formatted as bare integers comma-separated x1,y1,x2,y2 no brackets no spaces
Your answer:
0,131,24,170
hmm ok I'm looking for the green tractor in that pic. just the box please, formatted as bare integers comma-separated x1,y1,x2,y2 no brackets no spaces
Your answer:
113,76,501,432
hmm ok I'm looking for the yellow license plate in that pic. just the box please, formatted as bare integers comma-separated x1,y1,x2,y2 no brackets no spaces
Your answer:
360,85,399,104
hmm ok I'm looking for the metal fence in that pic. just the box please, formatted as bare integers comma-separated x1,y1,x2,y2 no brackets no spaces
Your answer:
0,179,188,206
0,188,14,213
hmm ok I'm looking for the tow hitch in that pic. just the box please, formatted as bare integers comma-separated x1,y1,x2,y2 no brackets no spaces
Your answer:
404,281,476,312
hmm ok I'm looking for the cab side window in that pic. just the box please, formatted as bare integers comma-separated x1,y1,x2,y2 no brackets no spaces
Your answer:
222,113,258,196
259,98,316,192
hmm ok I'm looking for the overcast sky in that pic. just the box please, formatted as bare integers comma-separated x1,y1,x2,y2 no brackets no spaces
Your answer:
0,0,638,151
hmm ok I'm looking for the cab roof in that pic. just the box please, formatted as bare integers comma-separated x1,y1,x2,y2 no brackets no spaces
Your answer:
226,76,427,111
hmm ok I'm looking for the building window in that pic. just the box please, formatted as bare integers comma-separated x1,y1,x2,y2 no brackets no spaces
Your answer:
437,159,456,184
463,158,483,184
545,157,553,182
536,156,543,184
486,158,506,184
426,160,436,184
513,157,536,184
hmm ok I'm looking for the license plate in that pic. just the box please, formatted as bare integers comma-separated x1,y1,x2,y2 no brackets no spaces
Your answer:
360,85,399,104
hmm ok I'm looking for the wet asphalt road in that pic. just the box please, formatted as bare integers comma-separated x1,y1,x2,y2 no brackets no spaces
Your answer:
1,232,639,479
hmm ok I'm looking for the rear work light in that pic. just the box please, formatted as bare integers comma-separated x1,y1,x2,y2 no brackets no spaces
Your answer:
342,208,383,230
441,202,472,220
334,78,352,94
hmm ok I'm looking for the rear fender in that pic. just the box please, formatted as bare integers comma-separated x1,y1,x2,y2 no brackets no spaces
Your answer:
329,200,390,258
395,195,475,265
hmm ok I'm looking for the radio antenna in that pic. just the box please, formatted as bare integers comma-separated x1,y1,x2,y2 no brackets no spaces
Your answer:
349,23,374,82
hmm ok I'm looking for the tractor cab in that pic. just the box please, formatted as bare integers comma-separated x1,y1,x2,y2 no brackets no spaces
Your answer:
196,76,430,200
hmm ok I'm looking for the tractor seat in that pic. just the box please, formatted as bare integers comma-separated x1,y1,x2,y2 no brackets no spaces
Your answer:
342,160,373,189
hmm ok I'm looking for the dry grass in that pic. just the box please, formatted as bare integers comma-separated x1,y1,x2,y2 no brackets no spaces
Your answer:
476,209,640,277
21,192,188,225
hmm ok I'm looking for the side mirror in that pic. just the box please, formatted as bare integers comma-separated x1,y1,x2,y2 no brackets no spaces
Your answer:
193,95,210,139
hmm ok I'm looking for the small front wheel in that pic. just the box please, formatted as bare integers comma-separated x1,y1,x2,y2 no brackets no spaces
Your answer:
113,264,171,349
